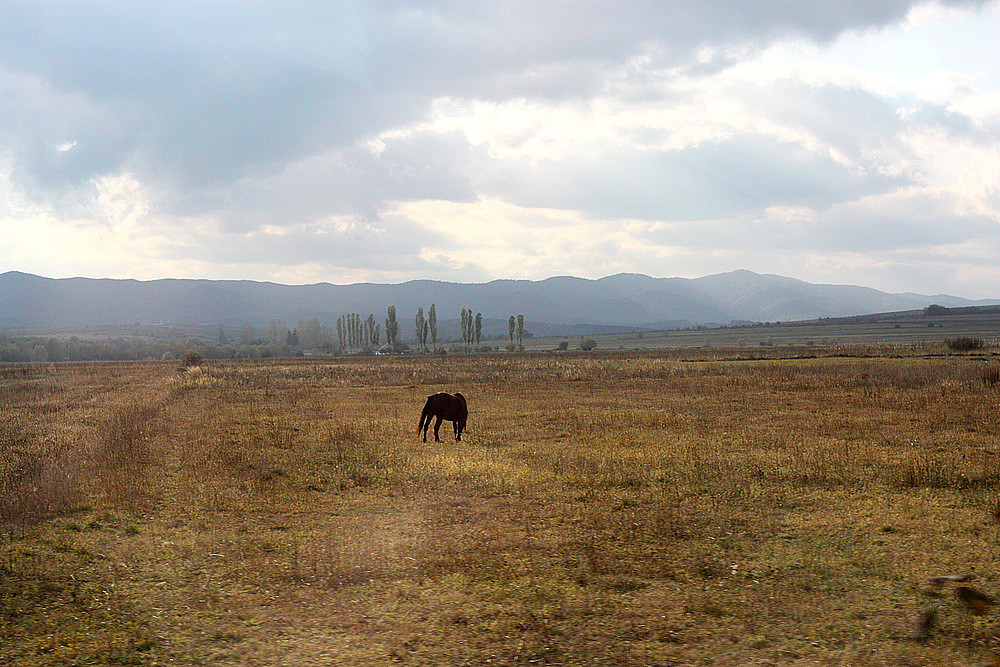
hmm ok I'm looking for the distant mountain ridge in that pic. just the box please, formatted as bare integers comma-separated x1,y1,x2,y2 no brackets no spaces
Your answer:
2,270,997,337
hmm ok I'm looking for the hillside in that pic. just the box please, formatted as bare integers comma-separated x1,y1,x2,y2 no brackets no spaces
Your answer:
526,305,1000,351
2,270,997,337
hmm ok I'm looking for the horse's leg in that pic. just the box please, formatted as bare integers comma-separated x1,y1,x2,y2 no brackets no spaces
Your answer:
454,420,462,441
433,416,443,441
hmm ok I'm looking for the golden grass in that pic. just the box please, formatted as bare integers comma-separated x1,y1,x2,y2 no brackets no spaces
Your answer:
3,351,1000,665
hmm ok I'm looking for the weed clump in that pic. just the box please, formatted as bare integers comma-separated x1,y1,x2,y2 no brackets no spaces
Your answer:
182,349,203,366
981,365,1000,388
945,337,984,351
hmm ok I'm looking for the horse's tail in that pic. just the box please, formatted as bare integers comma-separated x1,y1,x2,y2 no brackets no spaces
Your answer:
417,398,431,434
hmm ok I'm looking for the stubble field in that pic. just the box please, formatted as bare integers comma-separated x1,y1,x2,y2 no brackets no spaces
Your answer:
3,348,1000,665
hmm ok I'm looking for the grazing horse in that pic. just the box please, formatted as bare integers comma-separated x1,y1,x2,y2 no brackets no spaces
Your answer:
418,392,468,442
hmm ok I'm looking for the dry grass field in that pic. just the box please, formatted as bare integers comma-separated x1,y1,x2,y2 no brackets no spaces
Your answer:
3,348,1000,665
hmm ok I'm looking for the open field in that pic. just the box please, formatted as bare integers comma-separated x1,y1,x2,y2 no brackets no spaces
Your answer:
3,349,1000,665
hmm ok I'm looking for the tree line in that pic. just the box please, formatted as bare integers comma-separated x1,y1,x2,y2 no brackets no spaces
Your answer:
0,306,527,362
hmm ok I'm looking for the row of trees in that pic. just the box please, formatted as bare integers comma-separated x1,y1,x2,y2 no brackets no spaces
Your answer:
413,305,437,352
0,333,285,363
508,314,525,350
460,308,483,350
261,305,515,354
0,309,528,362
335,313,383,351
332,305,436,353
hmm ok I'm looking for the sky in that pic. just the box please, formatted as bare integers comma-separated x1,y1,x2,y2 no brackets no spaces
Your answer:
2,1,999,298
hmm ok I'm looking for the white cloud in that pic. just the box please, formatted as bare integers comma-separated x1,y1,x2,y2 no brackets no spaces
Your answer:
397,197,634,279
92,172,151,230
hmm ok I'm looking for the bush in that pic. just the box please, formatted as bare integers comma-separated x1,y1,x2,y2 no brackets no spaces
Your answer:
556,341,569,351
945,337,984,351
579,337,597,351
182,350,203,366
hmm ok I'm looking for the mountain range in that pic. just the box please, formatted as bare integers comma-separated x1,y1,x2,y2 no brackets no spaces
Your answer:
2,270,997,337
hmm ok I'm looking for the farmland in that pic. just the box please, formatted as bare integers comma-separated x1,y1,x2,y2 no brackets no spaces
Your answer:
526,306,1000,351
3,347,1000,665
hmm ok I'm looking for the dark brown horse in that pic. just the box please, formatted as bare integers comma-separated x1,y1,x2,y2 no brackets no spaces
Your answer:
418,392,468,442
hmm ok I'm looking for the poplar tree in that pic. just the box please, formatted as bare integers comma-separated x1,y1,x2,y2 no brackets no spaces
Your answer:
386,306,399,349
475,313,482,346
415,307,426,352
428,304,437,352
365,314,376,349
240,323,256,345
508,316,516,347
516,315,524,350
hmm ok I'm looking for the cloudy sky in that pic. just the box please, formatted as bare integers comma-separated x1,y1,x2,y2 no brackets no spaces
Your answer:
2,1,999,297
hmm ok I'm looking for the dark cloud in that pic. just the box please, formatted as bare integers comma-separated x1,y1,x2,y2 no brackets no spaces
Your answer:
3,0,986,200
365,1,991,101
195,130,483,233
1,2,369,194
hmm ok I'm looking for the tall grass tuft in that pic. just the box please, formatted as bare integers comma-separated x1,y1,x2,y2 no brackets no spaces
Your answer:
0,442,82,535
92,399,162,508
945,337,984,351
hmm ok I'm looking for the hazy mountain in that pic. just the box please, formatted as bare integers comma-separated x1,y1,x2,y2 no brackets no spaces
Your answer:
2,270,997,337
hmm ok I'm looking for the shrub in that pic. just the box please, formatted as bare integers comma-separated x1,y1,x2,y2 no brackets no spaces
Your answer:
556,341,569,351
982,366,1000,388
579,338,597,351
182,350,203,366
945,337,984,351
